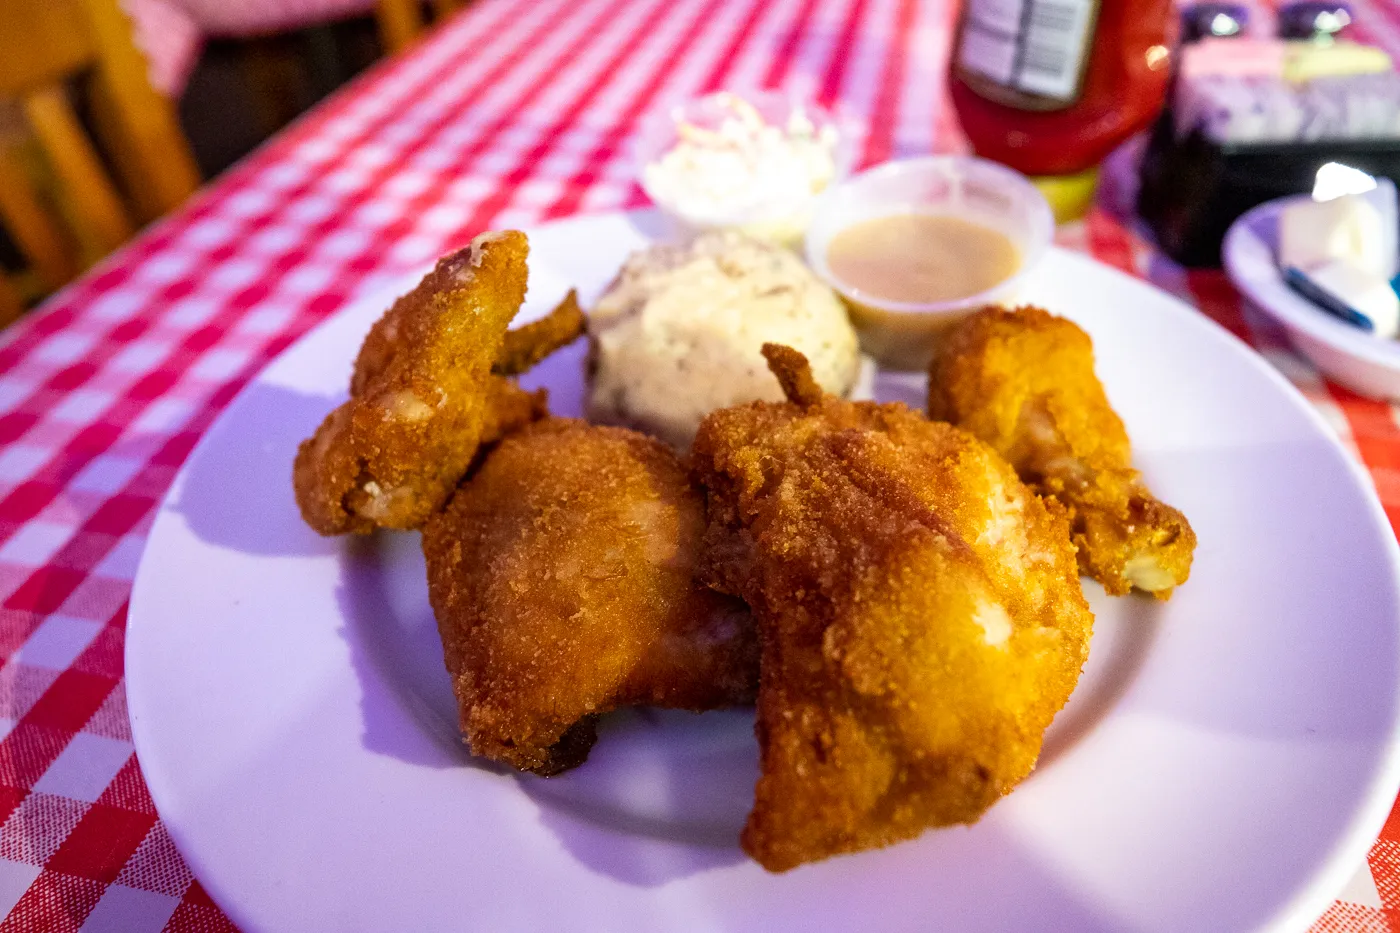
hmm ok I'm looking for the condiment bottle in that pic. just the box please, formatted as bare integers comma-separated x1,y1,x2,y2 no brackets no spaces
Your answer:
949,0,1176,222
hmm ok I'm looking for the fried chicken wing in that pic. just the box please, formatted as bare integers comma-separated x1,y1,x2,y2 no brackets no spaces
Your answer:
493,289,583,376
293,233,584,535
476,379,548,449
691,344,1093,872
928,306,1196,598
423,418,757,776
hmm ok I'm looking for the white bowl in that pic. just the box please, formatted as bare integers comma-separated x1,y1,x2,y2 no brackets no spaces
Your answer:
1224,195,1400,401
634,90,856,245
805,156,1054,370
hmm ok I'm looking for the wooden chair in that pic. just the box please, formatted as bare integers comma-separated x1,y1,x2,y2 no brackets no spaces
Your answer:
374,0,469,54
0,0,201,326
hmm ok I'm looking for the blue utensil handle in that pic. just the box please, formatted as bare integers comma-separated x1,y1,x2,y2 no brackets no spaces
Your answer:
1283,265,1376,331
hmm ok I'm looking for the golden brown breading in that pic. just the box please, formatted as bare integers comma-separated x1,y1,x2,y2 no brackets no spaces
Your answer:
476,379,548,448
493,289,584,376
294,233,528,534
691,344,1093,872
423,418,757,776
928,306,1196,598
293,233,583,536
478,291,587,445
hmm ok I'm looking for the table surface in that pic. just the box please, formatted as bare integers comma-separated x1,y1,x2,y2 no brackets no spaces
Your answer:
6,0,1400,929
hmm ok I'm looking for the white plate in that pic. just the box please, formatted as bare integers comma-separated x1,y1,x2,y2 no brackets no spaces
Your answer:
1224,195,1400,400
128,210,1400,933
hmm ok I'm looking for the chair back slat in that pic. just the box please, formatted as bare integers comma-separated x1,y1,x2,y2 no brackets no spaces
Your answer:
0,271,23,328
79,0,200,220
23,86,136,256
0,0,95,97
0,144,78,289
0,0,200,324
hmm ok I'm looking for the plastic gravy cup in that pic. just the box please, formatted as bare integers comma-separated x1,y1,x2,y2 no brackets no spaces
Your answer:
806,156,1053,370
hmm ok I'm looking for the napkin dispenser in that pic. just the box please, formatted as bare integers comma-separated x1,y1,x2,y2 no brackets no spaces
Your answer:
1137,116,1400,267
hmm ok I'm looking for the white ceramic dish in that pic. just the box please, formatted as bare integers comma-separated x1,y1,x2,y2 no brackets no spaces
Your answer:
128,209,1400,933
1224,194,1400,400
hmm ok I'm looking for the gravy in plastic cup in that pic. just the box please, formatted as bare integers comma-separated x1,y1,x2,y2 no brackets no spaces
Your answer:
806,157,1053,371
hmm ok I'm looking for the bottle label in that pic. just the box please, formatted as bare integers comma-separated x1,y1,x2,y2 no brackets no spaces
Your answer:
957,0,1098,103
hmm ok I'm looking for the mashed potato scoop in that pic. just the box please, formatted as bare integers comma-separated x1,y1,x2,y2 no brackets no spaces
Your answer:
587,231,863,448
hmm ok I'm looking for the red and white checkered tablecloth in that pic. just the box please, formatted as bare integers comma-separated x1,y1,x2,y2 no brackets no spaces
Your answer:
5,0,1400,929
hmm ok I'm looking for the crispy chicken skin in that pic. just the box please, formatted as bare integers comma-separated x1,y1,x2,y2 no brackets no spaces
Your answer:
691,344,1093,872
423,419,757,776
493,289,583,376
293,233,583,535
928,306,1196,598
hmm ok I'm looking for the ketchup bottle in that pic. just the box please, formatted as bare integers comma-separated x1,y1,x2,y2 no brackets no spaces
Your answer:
949,0,1175,221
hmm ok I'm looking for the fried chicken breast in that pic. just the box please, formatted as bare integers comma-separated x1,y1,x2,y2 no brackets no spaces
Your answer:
691,344,1093,872
928,306,1196,598
293,232,582,535
423,419,757,776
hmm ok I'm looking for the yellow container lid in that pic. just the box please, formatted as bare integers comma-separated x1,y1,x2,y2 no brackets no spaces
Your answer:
1031,166,1100,224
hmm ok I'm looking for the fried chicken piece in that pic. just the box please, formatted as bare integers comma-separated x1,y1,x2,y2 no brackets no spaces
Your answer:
928,306,1196,598
477,379,548,448
294,232,527,534
691,344,1093,872
451,290,583,448
423,418,757,776
493,289,583,376
293,233,583,535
